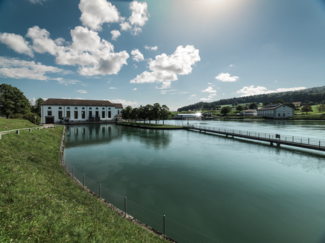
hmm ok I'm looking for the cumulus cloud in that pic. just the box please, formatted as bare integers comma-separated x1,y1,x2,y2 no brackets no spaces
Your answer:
110,99,138,107
109,87,116,89
133,88,137,91
131,49,144,62
144,45,158,51
0,33,34,57
200,93,216,101
215,72,239,82
29,0,47,4
76,90,87,93
236,85,307,97
29,98,36,106
111,30,121,41
229,64,233,67
26,26,58,55
130,45,200,89
189,94,197,99
202,86,216,93
79,0,120,31
56,79,81,85
120,21,132,31
0,56,67,81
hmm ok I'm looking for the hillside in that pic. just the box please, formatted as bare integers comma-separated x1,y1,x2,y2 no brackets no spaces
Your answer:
178,86,325,111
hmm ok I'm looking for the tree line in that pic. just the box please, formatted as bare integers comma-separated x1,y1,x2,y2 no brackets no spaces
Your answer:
178,86,325,111
121,103,172,124
0,84,43,124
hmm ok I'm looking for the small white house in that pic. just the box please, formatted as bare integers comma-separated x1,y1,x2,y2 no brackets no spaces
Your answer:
41,99,123,124
241,110,257,116
257,103,294,119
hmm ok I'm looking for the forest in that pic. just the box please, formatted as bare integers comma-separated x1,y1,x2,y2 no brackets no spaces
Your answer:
178,86,325,111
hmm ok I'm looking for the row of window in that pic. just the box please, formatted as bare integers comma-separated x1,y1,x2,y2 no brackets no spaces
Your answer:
48,107,113,110
49,111,113,119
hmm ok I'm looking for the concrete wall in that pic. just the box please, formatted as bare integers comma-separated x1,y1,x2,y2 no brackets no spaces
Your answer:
41,105,122,124
258,105,294,118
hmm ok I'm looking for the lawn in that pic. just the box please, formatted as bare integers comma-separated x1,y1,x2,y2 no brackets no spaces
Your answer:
0,118,40,132
0,127,165,242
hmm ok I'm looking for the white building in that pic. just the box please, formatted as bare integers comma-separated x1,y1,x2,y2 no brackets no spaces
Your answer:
257,103,294,119
41,99,123,124
241,110,257,116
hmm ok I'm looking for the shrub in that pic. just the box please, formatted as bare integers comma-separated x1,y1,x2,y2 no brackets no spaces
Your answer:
9,113,24,119
23,113,41,125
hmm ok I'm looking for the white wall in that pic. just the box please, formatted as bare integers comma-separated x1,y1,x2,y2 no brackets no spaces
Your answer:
257,105,294,118
41,105,122,123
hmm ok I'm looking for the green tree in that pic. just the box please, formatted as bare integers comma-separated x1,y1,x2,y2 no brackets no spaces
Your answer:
236,105,244,112
284,102,295,110
130,108,139,121
32,98,44,117
121,106,132,121
144,104,153,123
273,99,284,104
0,84,30,119
301,105,313,114
221,106,231,115
160,105,171,125
317,104,325,113
263,102,270,106
152,103,162,124
249,103,257,109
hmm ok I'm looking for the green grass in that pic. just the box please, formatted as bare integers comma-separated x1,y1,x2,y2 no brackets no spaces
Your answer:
0,118,40,132
0,127,165,242
120,121,184,129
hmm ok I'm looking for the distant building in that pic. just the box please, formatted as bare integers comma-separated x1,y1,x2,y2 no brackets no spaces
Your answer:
241,110,257,116
257,103,294,119
292,102,301,107
41,98,123,124
174,113,201,119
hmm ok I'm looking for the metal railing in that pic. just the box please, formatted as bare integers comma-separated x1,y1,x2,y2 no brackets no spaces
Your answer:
187,125,325,149
61,157,222,243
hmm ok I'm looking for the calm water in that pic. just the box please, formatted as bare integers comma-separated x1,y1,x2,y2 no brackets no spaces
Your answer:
65,120,325,243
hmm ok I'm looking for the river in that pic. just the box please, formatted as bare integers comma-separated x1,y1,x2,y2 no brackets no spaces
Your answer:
65,120,325,243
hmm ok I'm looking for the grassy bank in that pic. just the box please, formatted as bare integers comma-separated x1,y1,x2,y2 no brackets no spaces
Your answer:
0,117,39,132
0,127,165,242
119,121,184,129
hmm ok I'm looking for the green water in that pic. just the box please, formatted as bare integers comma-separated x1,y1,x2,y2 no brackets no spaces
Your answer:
65,120,325,243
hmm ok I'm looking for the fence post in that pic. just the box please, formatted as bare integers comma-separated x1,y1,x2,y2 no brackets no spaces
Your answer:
163,215,166,239
83,174,85,189
0,134,1,140
301,139,302,144
125,197,127,217
308,138,309,145
99,184,101,199
16,130,19,135
320,141,321,148
72,166,74,178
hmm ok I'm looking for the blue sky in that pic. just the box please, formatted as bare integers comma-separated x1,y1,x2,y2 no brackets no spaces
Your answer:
0,0,324,110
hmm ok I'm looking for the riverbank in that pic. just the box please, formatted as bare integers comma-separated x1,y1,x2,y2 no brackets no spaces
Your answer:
0,117,41,132
118,121,184,129
0,126,165,242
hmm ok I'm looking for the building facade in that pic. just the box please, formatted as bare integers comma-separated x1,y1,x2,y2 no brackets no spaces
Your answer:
241,110,257,116
41,99,123,124
257,103,294,119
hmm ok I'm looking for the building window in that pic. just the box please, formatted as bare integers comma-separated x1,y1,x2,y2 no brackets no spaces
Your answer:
278,113,280,117
89,108,92,110
82,111,85,119
59,107,62,109
74,111,78,119
102,108,105,110
48,111,52,116
67,107,70,109
89,111,92,118
118,110,120,114
75,107,78,109
96,107,98,110
82,107,85,109
108,111,111,118
48,107,51,109
96,111,99,117
283,113,285,116
102,111,105,118
109,108,111,110
67,111,71,118
58,111,62,119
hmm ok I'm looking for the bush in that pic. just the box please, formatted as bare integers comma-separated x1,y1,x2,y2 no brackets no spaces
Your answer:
9,113,24,119
23,113,41,125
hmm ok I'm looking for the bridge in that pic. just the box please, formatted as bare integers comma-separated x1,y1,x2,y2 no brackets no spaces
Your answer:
185,125,325,152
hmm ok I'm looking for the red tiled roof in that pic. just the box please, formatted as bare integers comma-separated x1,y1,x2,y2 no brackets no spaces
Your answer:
41,98,123,109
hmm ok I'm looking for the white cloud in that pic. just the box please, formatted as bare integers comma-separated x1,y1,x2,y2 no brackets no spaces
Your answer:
0,56,67,81
111,30,121,41
222,93,225,95
274,80,278,83
200,93,216,101
120,22,132,31
129,1,149,26
189,94,197,99
160,89,177,95
144,45,158,51
236,85,307,97
56,79,81,85
26,26,58,55
229,64,233,67
79,0,120,31
29,98,36,106
133,64,137,69
76,90,87,94
110,99,138,108
109,87,116,89
133,88,137,91
130,45,200,89
0,33,34,57
131,49,144,62
81,83,87,86
75,97,86,100
29,0,46,4
202,86,216,93
215,72,239,82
